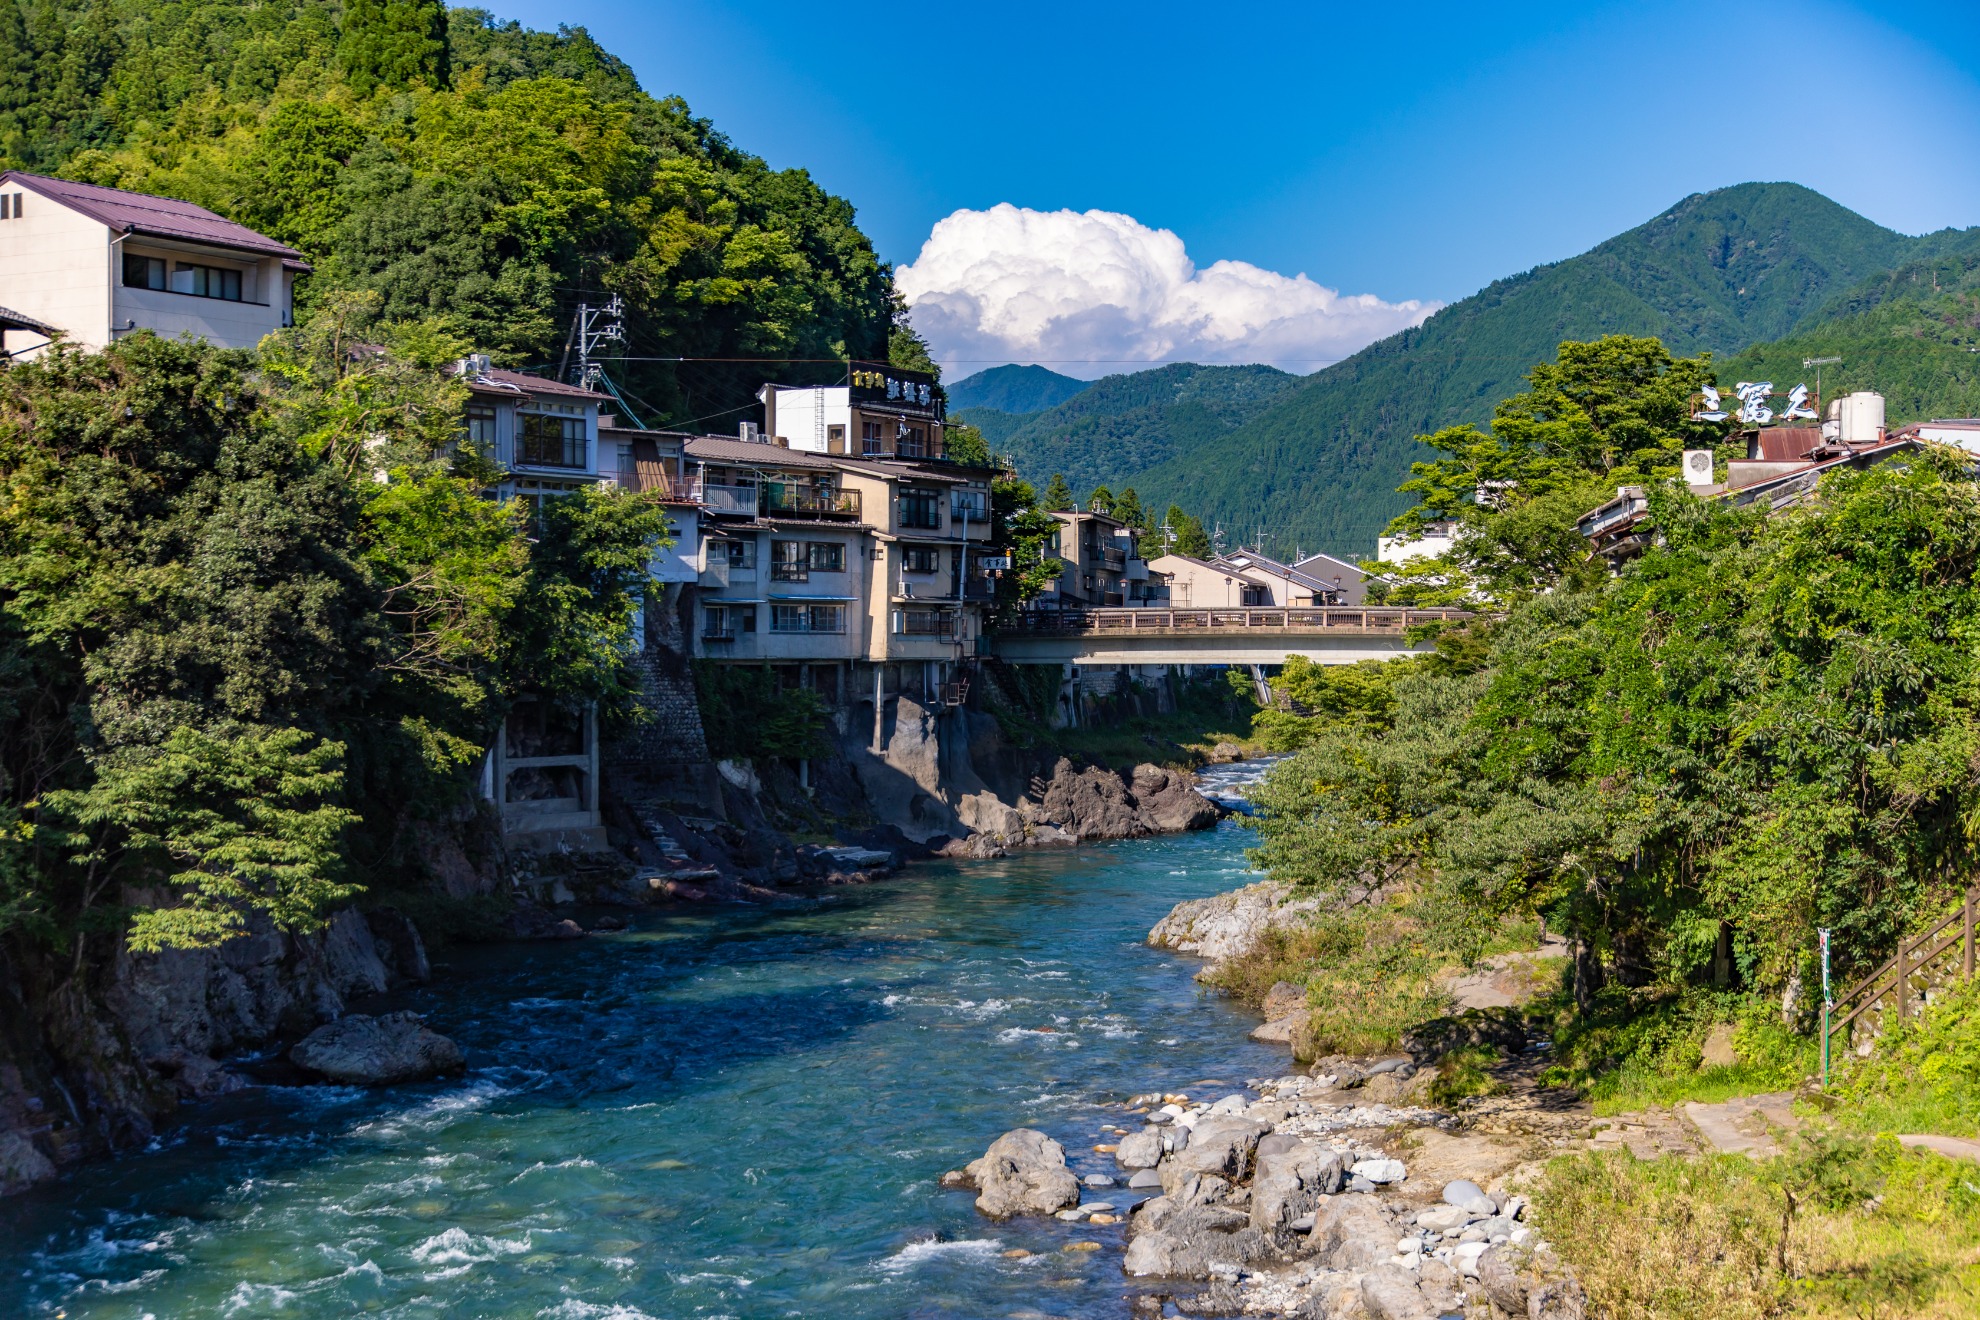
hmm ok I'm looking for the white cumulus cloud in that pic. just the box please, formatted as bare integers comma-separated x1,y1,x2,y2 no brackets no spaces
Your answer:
895,204,1437,378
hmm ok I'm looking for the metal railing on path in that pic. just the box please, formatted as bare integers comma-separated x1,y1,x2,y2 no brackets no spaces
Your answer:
1828,887,1978,1055
999,606,1474,633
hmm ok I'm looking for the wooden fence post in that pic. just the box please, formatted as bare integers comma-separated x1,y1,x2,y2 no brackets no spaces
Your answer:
1965,887,1976,982
1895,934,1909,1021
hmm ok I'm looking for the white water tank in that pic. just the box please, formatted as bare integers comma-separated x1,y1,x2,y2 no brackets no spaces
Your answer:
1832,391,1886,446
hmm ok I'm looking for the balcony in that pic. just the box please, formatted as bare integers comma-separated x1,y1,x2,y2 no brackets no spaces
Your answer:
605,466,702,501
963,576,996,601
764,482,861,520
1101,549,1127,572
770,562,810,582
951,493,990,522
702,482,759,517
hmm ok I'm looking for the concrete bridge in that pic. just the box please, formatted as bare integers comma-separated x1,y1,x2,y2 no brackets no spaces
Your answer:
986,607,1473,666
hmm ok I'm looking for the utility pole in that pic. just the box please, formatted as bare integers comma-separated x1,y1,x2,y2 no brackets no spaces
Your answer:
571,296,627,391
1804,356,1840,411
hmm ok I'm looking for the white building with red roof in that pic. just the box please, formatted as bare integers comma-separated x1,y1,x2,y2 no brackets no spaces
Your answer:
0,170,308,357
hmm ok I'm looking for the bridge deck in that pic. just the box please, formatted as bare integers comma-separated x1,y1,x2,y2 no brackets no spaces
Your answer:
989,607,1474,665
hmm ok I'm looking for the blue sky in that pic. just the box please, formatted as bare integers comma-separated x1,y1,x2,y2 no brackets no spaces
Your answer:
496,0,1980,372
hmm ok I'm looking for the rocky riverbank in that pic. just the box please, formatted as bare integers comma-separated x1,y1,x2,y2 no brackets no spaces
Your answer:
0,739,1224,1200
945,1077,1586,1319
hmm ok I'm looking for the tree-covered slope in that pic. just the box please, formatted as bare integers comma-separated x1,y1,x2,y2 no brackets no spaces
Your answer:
1717,227,1980,422
956,362,1297,498
1125,183,1935,555
0,1,897,427
946,363,1087,413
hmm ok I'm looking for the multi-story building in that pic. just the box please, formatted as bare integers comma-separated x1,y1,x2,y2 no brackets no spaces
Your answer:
683,430,998,733
1147,553,1275,608
1038,508,1143,608
760,361,949,460
0,170,307,356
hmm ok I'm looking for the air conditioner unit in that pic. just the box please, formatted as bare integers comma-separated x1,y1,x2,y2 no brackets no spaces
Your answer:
1681,450,1715,487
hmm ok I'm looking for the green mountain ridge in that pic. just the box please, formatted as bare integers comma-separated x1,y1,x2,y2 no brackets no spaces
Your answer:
953,362,1297,500
981,184,1978,557
1718,228,1980,421
1127,182,1952,555
946,363,1088,413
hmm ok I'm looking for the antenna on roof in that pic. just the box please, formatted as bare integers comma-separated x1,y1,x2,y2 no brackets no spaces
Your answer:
1803,356,1841,408
1212,522,1227,555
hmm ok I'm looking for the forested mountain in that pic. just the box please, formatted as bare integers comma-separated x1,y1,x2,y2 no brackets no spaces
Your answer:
0,1,898,427
1125,183,1955,554
946,363,1086,413
1717,227,1980,421
957,187,1980,554
955,362,1297,500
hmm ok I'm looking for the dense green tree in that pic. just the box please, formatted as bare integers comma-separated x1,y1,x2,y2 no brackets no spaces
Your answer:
1085,484,1115,516
1166,504,1212,558
0,2,897,429
0,328,669,956
340,0,451,96
1388,335,1728,602
1041,473,1075,512
943,421,989,466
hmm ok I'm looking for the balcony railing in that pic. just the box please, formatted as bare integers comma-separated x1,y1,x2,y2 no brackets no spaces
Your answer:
963,576,996,600
1003,606,1475,633
605,466,702,501
702,482,758,517
764,483,861,519
897,610,955,636
770,562,809,582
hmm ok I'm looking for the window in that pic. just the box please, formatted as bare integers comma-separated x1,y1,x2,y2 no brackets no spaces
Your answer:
827,424,846,453
771,540,843,579
703,606,737,640
771,540,809,581
899,489,940,529
169,262,244,301
122,254,167,290
893,608,949,636
771,603,846,633
897,426,925,459
716,539,757,569
902,546,939,574
951,489,989,521
0,191,20,219
465,403,499,451
862,420,884,456
519,412,586,468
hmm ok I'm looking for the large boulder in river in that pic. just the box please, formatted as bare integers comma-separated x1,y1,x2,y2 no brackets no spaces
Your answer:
1130,765,1220,833
962,1128,1081,1218
1123,1192,1269,1279
1250,1135,1345,1242
1309,1192,1399,1270
289,1011,464,1085
1161,1115,1271,1192
1148,881,1320,969
1035,759,1219,841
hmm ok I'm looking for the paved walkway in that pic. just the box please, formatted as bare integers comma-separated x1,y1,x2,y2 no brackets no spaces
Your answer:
1677,1094,1980,1164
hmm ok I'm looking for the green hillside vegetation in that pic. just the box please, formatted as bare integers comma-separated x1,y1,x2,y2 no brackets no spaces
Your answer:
945,363,1087,413
955,361,1297,499
1119,184,1958,555
1231,334,1980,1315
0,0,903,426
1719,228,1980,421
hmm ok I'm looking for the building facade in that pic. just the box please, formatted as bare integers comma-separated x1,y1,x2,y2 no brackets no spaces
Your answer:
0,171,306,356
760,362,949,460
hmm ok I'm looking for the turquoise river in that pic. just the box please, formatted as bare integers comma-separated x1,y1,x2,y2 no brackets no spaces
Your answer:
0,775,1286,1318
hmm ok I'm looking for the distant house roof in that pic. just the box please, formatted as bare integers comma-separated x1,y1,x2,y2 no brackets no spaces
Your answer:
1215,549,1341,597
1295,549,1389,583
461,365,605,401
0,304,57,337
1745,426,1824,462
682,434,969,483
3,170,308,264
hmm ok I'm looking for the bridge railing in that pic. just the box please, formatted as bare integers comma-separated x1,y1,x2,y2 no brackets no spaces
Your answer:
1000,606,1474,634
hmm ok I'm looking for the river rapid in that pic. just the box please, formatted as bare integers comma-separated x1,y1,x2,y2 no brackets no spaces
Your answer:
2,766,1285,1319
